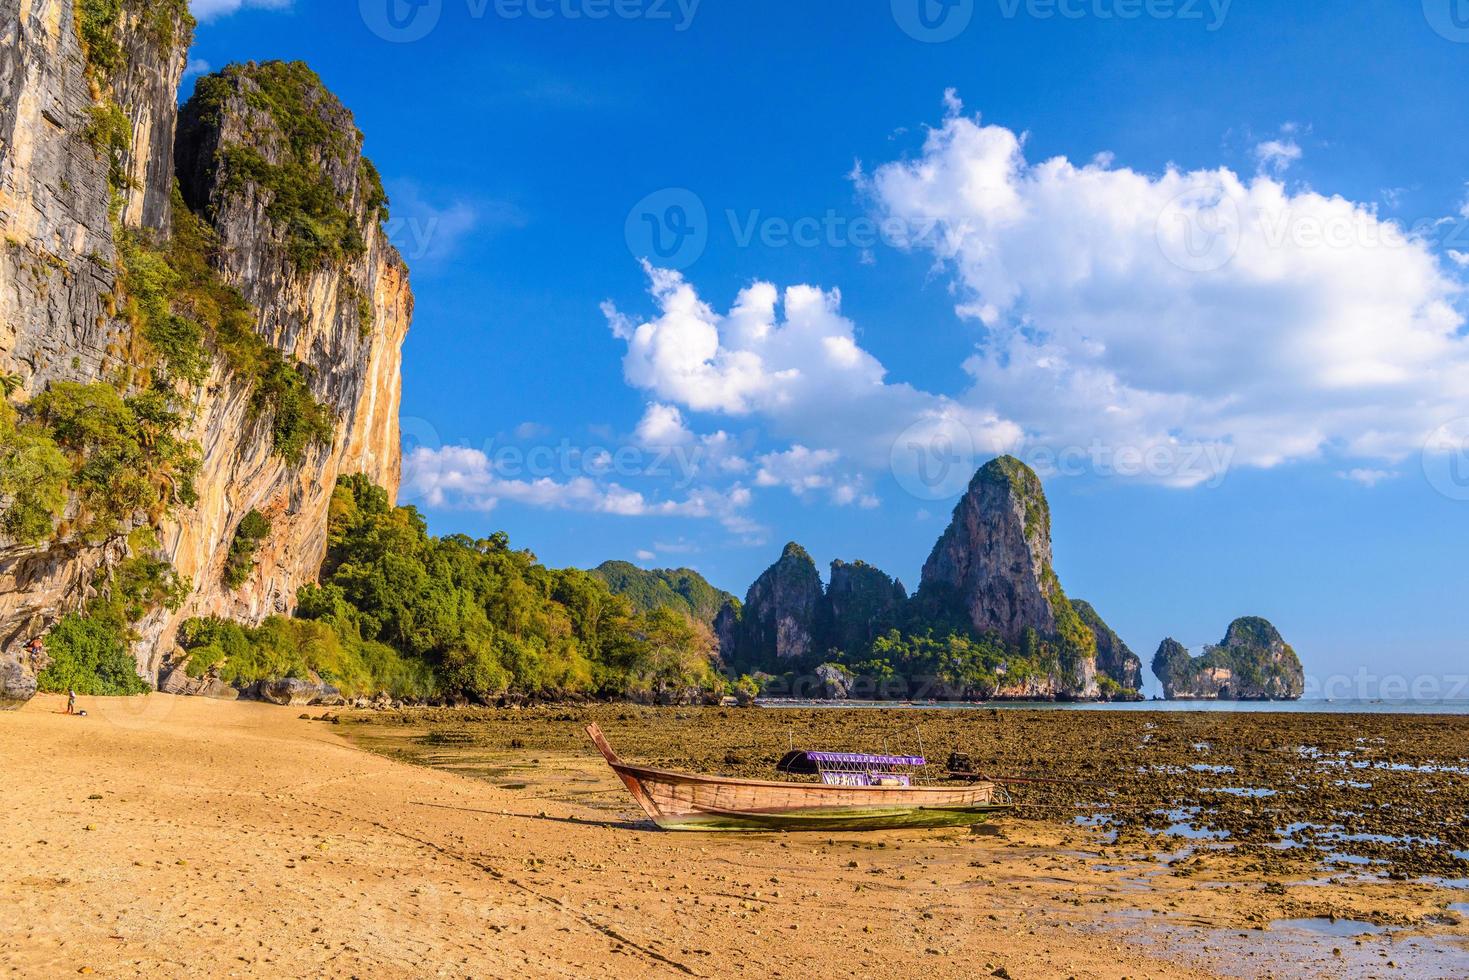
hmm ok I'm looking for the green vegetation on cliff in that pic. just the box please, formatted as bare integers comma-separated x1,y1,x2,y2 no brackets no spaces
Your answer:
176,476,729,702
223,509,271,589
29,382,199,543
1072,598,1142,696
853,629,1043,698
0,401,69,545
120,187,335,463
979,454,1051,543
825,560,906,657
590,561,737,625
192,61,389,271
727,458,1111,699
177,615,436,699
37,532,189,696
76,0,196,90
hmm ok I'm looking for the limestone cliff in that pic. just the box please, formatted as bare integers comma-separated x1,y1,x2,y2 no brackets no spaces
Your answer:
918,457,1098,699
1072,599,1144,697
0,3,408,702
730,542,825,667
1152,617,1305,701
825,559,905,656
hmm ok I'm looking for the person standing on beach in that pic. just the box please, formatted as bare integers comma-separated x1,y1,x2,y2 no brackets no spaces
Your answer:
66,688,76,715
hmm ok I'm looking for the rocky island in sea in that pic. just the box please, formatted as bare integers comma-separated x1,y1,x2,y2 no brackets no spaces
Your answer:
1152,618,1306,701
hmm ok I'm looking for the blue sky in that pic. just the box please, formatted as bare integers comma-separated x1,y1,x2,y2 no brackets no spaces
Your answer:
190,0,1469,695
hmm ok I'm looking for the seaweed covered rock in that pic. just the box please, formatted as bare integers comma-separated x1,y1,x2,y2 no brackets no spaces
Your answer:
814,663,855,700
1152,618,1304,700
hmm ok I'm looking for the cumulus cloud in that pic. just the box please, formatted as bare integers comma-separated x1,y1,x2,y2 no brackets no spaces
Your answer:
402,445,764,539
603,262,1020,476
858,92,1469,480
190,0,291,22
755,446,838,492
634,403,693,447
755,446,879,507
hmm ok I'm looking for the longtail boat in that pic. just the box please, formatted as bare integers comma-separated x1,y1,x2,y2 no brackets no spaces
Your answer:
586,724,1012,832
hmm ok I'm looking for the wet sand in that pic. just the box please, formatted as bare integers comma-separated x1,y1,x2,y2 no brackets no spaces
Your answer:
4,695,1468,978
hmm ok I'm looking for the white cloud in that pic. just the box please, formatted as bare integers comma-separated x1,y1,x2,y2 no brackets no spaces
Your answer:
1338,468,1398,487
190,0,291,22
634,403,693,447
753,447,879,507
698,430,750,474
603,263,1019,474
403,445,763,539
1254,138,1302,176
1450,250,1469,268
858,94,1469,481
755,446,838,494
635,549,657,562
183,58,211,79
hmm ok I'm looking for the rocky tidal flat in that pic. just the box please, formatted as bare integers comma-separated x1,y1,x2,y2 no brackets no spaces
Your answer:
347,706,1469,884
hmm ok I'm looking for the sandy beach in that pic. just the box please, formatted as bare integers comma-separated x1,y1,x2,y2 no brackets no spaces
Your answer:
4,695,1468,979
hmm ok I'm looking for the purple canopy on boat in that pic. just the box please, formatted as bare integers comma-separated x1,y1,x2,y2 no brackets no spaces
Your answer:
777,750,926,778
803,751,925,767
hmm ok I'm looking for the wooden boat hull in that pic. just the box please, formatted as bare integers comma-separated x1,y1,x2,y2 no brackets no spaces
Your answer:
643,802,1008,832
586,725,1011,832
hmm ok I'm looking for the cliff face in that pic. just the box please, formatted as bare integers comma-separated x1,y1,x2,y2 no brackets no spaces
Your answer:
825,559,905,656
149,62,408,680
918,457,1098,699
920,457,1059,642
724,459,1108,700
1073,599,1143,695
1152,618,1305,700
0,0,181,700
0,3,408,701
734,542,825,666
